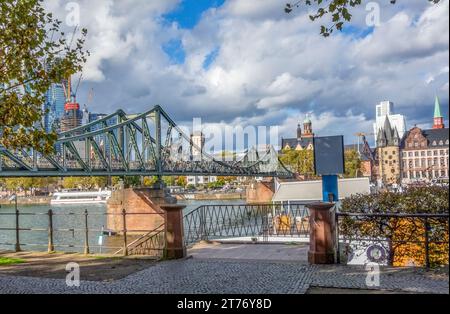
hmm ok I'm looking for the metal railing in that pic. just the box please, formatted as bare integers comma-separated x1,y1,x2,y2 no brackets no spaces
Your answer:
183,203,310,245
335,211,449,268
0,209,166,258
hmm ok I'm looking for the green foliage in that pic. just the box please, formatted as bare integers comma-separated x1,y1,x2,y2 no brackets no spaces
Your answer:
340,186,449,214
0,0,88,154
339,186,449,266
279,149,315,177
207,179,226,189
175,176,187,187
285,0,441,37
61,177,107,190
0,177,58,194
344,149,361,178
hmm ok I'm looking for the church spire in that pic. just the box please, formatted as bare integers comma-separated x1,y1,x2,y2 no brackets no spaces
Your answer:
433,95,445,129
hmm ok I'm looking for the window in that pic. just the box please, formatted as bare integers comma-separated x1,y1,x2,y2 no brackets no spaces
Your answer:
439,140,444,146
427,151,432,156
409,152,413,157
433,141,437,146
434,150,438,156
446,140,449,145
403,152,407,157
414,151,419,157
414,142,419,147
421,151,425,157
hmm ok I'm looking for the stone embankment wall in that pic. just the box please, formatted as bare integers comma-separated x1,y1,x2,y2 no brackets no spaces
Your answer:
176,192,245,201
106,188,168,234
0,197,51,206
246,181,274,204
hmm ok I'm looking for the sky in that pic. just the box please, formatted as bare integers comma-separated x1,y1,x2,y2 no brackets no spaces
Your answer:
44,0,449,146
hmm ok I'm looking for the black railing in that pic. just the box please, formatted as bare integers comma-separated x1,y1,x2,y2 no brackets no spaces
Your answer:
183,203,310,245
0,209,165,258
335,211,449,268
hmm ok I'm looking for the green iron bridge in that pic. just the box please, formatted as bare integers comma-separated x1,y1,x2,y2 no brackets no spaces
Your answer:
0,106,293,178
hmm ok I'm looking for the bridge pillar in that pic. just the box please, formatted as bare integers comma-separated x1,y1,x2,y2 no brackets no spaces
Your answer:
106,187,175,235
161,204,186,259
307,202,336,264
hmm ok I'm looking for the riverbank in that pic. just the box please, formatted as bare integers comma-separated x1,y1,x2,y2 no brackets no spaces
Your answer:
177,192,246,201
0,196,51,206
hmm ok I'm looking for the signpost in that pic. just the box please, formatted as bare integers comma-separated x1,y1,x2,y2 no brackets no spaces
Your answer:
313,135,345,202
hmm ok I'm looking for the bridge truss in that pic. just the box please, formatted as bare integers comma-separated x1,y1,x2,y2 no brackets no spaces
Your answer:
0,106,293,178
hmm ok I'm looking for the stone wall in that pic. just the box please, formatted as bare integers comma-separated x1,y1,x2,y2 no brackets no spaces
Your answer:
106,188,168,234
246,180,274,204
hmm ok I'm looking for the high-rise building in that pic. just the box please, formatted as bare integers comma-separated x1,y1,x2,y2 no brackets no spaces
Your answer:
60,94,83,133
373,101,406,143
43,82,66,133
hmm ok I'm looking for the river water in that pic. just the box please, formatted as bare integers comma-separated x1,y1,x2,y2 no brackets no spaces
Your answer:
0,199,245,253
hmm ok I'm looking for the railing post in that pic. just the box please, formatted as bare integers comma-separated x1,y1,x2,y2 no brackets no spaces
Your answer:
15,208,21,252
199,206,206,241
84,209,90,255
122,208,128,256
334,209,341,264
424,217,430,269
48,209,54,253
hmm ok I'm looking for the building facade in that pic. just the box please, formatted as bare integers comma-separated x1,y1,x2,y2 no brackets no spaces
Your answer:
376,116,401,186
373,101,407,144
281,115,315,151
374,96,449,186
187,131,217,186
400,97,449,183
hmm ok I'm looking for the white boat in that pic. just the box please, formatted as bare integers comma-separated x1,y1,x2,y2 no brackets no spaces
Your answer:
51,190,112,205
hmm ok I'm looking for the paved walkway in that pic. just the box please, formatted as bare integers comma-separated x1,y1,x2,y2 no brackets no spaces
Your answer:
188,242,309,262
0,243,448,294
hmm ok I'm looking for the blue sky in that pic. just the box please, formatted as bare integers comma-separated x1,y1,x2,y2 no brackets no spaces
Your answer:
164,0,225,29
51,0,449,146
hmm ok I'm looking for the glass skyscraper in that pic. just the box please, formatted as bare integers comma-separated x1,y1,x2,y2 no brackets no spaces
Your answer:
43,82,67,133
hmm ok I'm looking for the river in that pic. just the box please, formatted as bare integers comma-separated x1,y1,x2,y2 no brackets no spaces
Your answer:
0,199,245,253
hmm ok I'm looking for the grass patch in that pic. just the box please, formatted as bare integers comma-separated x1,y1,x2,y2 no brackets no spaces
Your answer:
91,255,122,260
0,257,26,266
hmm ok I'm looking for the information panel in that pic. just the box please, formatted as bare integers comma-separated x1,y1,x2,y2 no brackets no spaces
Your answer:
313,135,345,175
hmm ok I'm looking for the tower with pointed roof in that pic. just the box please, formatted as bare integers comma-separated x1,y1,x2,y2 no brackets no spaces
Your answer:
376,116,401,186
433,96,445,129
303,114,314,138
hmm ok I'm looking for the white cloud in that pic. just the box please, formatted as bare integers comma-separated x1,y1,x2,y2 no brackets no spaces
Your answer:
43,0,449,144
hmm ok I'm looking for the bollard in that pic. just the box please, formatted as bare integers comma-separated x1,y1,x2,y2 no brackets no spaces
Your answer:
161,204,186,259
84,209,90,255
122,208,128,256
15,209,21,252
306,202,335,264
48,209,54,253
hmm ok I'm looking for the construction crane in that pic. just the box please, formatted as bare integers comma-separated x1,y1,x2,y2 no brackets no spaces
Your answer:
354,132,375,157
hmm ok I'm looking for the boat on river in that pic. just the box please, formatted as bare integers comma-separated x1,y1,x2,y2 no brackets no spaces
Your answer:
50,190,112,205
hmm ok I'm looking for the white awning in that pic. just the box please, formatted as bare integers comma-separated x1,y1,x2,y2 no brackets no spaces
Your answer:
272,177,370,202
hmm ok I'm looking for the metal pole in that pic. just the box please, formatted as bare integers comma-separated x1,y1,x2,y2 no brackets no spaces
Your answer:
155,107,163,185
122,208,128,256
424,217,430,269
48,209,54,253
84,209,90,255
15,198,21,252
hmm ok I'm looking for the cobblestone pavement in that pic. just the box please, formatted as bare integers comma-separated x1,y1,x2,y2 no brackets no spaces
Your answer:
0,258,448,294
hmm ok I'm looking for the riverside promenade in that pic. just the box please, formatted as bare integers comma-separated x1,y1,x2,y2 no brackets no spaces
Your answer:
0,243,448,294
